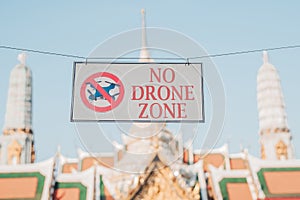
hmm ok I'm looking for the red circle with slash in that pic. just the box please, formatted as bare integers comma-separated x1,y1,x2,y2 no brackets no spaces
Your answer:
80,72,124,112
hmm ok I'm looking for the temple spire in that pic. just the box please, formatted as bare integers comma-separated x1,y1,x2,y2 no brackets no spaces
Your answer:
139,9,154,62
141,9,147,49
263,50,268,64
3,53,33,133
17,52,27,66
128,10,169,154
257,51,294,160
257,51,288,134
0,53,35,164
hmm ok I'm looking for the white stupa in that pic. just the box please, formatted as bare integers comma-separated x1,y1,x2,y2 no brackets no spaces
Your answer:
257,51,288,134
0,53,35,164
257,51,294,160
4,53,32,133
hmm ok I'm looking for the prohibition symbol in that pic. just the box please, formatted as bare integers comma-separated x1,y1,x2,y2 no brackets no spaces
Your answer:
80,72,124,112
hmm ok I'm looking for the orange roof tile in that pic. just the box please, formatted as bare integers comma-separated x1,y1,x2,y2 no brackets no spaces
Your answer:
203,153,225,171
0,177,38,199
227,182,253,200
53,188,81,200
230,158,247,170
264,170,300,195
81,156,114,171
62,163,78,173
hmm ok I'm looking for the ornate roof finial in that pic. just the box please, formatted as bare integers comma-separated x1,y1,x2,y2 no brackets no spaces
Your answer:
139,8,154,62
141,8,147,48
56,145,61,156
263,51,269,64
17,52,27,66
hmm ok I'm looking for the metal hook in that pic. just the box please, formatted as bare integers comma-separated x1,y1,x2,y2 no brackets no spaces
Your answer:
185,58,190,66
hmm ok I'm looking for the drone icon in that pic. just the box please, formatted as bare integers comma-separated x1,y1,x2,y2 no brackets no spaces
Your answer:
86,81,120,101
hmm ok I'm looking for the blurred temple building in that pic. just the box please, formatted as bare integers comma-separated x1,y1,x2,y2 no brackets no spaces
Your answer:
0,9,299,200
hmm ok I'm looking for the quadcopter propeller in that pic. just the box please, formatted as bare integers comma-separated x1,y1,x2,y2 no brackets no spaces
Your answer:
85,82,96,89
104,80,120,86
87,89,96,101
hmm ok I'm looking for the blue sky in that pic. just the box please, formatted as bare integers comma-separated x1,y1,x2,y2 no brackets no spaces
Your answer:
0,1,299,161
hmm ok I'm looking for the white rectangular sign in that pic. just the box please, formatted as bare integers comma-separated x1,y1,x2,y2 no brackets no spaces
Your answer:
71,62,204,122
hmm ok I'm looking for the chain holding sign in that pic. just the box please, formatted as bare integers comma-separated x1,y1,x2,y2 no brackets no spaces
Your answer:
71,62,204,122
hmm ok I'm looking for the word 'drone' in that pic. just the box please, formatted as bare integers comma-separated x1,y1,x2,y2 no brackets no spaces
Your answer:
131,68,195,119
71,63,204,122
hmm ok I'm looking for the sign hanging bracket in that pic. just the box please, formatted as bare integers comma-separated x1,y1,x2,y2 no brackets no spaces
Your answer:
185,58,190,66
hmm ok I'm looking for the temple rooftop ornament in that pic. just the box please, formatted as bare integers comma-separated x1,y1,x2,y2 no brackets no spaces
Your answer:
139,8,154,63
17,52,27,66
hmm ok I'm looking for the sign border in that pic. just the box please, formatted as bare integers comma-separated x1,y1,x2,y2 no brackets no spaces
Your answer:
70,62,204,123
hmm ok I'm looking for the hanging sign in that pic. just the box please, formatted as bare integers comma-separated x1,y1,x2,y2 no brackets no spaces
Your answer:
71,62,204,122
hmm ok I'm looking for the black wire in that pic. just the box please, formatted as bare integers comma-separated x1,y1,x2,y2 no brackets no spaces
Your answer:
87,56,183,60
188,44,300,59
0,45,85,59
1,44,300,61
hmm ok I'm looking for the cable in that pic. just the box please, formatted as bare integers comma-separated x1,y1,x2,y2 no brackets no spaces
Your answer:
1,44,300,61
0,45,85,59
188,44,300,59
